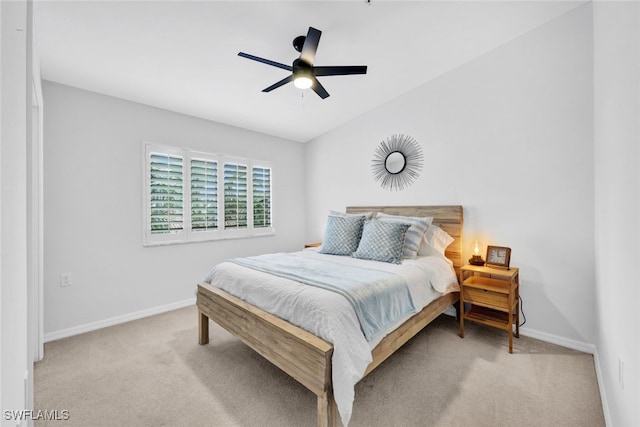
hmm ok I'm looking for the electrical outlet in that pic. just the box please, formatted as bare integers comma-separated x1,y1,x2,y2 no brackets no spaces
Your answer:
618,357,624,389
60,273,72,287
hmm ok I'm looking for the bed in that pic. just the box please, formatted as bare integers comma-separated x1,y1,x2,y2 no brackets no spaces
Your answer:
197,205,463,427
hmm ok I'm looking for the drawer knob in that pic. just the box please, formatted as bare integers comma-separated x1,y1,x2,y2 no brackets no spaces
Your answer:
482,289,488,292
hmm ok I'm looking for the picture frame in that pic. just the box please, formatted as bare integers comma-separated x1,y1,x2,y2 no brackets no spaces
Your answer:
486,245,511,269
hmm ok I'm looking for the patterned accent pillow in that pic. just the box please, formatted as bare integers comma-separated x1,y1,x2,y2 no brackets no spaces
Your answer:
376,213,433,258
352,220,410,264
319,214,366,256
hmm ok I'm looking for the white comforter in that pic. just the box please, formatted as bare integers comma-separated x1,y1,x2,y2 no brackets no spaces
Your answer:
204,249,458,426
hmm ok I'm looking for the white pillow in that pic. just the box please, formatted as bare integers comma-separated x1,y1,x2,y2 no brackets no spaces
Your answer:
418,224,454,257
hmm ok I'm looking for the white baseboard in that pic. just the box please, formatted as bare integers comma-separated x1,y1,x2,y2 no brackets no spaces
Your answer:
519,326,596,354
443,305,457,317
43,297,196,343
592,348,612,427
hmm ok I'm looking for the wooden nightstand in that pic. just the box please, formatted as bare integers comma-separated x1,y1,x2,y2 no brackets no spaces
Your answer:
459,264,520,353
304,242,322,249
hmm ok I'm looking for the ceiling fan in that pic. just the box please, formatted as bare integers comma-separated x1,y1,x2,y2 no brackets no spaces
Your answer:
238,26,368,99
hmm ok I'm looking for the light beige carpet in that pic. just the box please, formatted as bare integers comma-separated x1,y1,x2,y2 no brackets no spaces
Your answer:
35,305,604,427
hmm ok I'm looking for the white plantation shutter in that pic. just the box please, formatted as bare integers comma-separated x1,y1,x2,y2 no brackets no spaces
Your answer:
252,166,272,228
143,142,274,245
223,162,248,230
190,158,218,232
149,152,184,235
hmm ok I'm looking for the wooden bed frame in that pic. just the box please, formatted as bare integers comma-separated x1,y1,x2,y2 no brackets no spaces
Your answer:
197,205,463,427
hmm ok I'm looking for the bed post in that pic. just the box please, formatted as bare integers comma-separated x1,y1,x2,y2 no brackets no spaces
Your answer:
317,390,337,427
198,311,209,345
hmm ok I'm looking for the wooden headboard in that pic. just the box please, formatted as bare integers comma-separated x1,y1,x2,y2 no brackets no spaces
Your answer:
346,205,464,278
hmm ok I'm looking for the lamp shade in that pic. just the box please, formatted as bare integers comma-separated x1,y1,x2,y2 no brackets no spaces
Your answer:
469,240,485,266
472,240,483,256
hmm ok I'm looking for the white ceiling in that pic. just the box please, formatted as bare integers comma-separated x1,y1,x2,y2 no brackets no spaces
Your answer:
34,1,584,142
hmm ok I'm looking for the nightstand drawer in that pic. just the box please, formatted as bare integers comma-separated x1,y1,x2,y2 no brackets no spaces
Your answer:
463,286,509,311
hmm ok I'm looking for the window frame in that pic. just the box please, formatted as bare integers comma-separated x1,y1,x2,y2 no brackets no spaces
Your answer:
142,142,275,246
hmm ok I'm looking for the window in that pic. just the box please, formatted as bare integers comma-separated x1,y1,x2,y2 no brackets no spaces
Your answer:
223,162,248,230
190,157,218,232
252,166,272,229
149,152,184,235
143,143,274,245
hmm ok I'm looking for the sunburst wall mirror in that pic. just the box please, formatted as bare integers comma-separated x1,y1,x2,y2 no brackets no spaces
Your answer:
371,134,423,191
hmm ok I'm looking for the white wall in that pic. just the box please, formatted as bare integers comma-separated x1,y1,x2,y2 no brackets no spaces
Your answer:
593,2,640,426
1,0,30,424
42,81,306,337
37,3,640,425
305,5,595,347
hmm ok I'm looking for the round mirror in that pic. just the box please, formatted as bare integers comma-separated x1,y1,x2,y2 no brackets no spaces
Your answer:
371,134,423,191
385,151,406,174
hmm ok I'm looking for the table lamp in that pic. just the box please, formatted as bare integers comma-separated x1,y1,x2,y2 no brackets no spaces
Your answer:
469,240,486,266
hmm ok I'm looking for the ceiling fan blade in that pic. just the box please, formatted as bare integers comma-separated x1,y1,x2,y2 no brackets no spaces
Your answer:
313,65,368,76
311,78,330,99
238,52,293,72
262,75,294,92
300,27,322,65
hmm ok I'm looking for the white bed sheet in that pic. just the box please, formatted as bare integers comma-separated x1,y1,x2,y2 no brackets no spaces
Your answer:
203,250,458,427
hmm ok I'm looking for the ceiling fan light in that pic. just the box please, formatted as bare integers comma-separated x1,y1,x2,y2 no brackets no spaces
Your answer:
293,76,313,89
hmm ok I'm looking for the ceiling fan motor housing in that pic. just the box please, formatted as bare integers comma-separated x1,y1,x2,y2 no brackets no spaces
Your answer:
292,58,312,76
